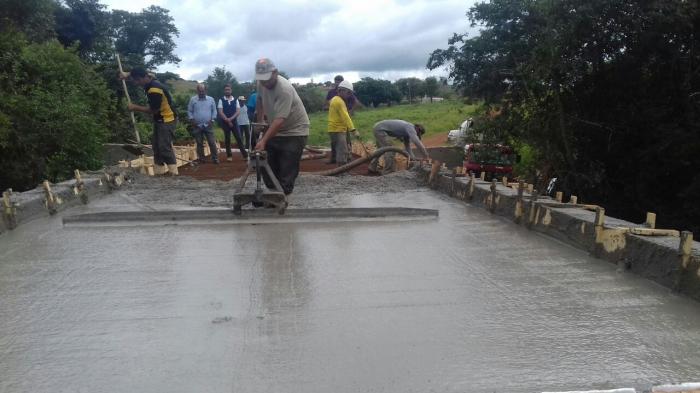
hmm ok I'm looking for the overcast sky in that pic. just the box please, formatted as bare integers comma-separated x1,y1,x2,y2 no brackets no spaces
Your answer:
102,0,479,84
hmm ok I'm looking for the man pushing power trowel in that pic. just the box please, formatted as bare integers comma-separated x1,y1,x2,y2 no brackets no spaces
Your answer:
232,58,310,214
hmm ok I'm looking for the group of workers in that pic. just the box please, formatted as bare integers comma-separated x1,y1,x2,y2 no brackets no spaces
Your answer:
119,58,430,196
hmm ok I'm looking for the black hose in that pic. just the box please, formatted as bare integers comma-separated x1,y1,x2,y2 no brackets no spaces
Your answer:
309,146,409,176
304,145,326,154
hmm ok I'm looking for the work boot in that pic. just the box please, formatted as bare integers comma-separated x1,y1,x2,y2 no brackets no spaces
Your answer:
167,164,179,176
153,164,167,175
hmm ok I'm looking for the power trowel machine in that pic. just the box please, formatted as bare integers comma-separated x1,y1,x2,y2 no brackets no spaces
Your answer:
232,123,287,215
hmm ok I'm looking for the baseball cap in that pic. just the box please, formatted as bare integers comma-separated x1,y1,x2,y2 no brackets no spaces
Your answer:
238,96,246,100
255,58,277,81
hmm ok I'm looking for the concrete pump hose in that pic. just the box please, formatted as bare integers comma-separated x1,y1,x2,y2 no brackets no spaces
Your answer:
304,145,326,154
312,146,409,176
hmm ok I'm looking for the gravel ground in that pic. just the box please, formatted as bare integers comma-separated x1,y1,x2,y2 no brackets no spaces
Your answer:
120,170,424,209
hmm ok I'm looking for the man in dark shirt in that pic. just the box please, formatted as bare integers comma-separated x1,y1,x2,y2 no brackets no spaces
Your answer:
119,67,178,175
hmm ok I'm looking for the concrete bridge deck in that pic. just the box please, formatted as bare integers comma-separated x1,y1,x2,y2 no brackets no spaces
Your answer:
1,185,699,392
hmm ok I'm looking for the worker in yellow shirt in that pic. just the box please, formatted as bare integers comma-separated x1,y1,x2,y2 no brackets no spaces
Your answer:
327,80,358,166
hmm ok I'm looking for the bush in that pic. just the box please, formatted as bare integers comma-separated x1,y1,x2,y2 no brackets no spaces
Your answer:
0,31,111,191
295,84,325,113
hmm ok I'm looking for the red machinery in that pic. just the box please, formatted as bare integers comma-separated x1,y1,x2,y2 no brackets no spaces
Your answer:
463,143,516,179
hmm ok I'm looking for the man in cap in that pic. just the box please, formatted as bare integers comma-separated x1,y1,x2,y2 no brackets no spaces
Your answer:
253,58,310,195
327,80,357,166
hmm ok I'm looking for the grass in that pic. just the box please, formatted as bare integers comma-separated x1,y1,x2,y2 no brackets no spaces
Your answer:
306,100,478,146
168,79,198,96
166,99,477,147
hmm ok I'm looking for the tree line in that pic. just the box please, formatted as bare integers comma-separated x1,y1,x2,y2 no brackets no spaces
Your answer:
201,67,453,113
429,0,700,236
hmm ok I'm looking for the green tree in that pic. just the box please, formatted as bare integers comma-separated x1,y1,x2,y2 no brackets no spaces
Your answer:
111,5,180,68
0,31,111,191
204,67,241,100
424,77,439,101
354,77,400,108
295,84,325,113
429,0,700,235
395,77,425,103
0,0,55,42
54,0,111,62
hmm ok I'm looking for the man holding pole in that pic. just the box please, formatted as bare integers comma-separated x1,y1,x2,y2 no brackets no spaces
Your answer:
119,67,179,175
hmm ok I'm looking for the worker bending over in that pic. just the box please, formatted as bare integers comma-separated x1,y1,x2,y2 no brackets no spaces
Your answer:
369,119,430,174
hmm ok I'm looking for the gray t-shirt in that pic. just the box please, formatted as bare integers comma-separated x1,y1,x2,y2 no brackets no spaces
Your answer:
257,76,309,137
373,119,429,159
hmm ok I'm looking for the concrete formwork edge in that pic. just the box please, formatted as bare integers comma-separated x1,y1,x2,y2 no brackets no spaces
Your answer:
0,170,127,235
417,165,700,301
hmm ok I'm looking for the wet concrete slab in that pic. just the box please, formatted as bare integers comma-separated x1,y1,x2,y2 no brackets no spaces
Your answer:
1,190,699,392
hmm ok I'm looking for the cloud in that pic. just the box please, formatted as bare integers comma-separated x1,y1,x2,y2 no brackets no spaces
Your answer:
102,0,478,82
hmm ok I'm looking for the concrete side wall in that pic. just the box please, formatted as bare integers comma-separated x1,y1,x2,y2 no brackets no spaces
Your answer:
1,171,127,234
419,166,700,301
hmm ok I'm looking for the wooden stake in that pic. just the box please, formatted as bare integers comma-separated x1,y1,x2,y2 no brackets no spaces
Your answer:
429,161,441,185
555,191,563,203
2,189,17,230
73,169,88,204
116,53,141,144
43,180,57,214
594,207,606,227
570,195,577,205
468,173,475,200
480,171,486,181
515,180,524,222
527,190,538,228
645,212,656,229
680,231,693,269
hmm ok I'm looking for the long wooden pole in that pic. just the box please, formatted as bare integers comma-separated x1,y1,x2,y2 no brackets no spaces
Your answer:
116,53,141,144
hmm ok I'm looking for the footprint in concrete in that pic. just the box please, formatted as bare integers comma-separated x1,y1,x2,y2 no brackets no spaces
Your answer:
211,316,232,324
